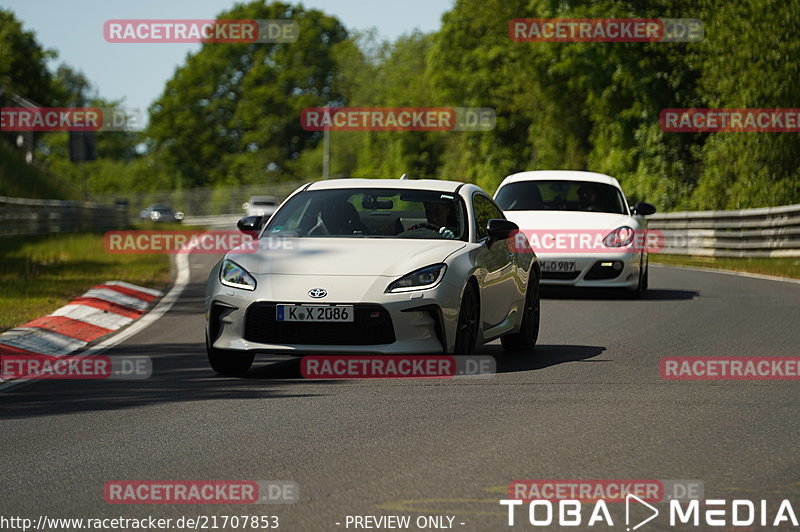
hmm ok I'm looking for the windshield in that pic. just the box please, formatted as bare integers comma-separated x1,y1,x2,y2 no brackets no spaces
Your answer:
265,188,467,240
495,180,628,214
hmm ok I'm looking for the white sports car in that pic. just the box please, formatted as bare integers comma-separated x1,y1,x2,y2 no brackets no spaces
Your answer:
494,171,656,296
205,178,541,374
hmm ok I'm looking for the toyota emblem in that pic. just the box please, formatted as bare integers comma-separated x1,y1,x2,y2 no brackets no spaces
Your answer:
308,288,327,298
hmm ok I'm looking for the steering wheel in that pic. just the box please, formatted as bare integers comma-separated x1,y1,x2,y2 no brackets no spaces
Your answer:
407,222,440,232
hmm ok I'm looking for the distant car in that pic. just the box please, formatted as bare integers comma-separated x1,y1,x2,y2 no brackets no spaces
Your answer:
242,196,278,218
204,178,541,374
138,204,184,223
494,170,656,297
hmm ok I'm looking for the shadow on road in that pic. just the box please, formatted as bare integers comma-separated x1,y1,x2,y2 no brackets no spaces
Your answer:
541,286,698,300
482,343,607,373
0,341,605,419
0,344,327,420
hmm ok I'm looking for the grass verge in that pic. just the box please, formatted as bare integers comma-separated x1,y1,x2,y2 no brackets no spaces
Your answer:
0,140,79,200
0,231,172,332
651,254,800,280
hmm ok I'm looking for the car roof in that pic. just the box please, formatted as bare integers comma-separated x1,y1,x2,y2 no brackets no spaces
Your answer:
499,170,622,189
305,178,467,194
249,195,276,201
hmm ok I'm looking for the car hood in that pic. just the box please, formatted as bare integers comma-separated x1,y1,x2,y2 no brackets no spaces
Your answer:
504,211,637,232
226,238,467,277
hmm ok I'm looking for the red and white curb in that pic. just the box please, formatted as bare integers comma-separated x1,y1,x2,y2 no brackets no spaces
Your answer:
0,281,166,385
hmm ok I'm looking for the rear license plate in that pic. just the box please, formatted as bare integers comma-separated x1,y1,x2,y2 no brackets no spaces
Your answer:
540,260,576,273
276,304,354,322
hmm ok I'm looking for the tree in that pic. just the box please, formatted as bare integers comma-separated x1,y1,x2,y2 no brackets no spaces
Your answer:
0,9,58,105
147,1,348,188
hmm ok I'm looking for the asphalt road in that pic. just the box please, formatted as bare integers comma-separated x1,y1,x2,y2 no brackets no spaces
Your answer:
2,253,799,531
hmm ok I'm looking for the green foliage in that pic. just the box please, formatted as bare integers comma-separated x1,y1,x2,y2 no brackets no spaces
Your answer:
147,1,348,187
3,0,799,210
0,232,170,331
0,9,59,106
0,140,79,199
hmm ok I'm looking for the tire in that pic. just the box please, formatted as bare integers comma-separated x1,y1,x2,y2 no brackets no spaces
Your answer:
642,263,649,291
630,257,648,299
453,283,479,356
206,334,254,374
501,278,540,351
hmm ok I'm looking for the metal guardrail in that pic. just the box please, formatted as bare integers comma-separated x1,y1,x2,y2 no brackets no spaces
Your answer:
0,196,128,237
648,203,800,257
182,214,241,228
3,188,799,258
90,181,306,218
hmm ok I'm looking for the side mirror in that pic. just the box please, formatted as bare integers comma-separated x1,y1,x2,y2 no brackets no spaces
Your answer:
486,218,518,241
237,215,265,234
631,202,657,216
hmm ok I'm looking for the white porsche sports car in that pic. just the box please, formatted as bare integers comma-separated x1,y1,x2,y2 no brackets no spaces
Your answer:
494,171,656,296
205,178,541,374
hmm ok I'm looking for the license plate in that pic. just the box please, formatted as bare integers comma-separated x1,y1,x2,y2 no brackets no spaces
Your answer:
540,260,576,273
276,304,354,322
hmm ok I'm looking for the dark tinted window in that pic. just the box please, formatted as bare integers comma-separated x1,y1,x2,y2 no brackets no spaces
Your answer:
265,188,467,240
495,180,627,214
473,194,504,241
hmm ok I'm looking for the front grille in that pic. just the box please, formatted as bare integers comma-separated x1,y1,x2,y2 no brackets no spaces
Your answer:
542,271,580,280
244,302,396,345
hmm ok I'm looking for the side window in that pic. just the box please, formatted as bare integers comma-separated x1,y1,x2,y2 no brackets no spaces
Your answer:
473,194,504,241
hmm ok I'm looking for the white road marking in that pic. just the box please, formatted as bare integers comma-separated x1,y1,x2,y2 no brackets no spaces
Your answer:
103,280,164,297
651,263,800,285
0,254,190,391
81,288,150,311
0,327,88,357
50,304,133,330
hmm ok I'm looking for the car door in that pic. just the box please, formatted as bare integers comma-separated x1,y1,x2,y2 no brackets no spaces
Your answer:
472,193,520,331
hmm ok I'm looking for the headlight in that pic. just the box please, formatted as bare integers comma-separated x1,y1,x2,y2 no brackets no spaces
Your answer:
603,226,636,247
220,259,257,291
174,211,184,221
386,264,446,293
150,211,161,221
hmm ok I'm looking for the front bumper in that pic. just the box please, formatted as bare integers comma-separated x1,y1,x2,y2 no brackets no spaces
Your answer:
206,272,462,355
537,252,642,288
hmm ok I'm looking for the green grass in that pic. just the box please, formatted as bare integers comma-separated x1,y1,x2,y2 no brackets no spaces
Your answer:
651,254,800,280
0,231,172,332
0,140,79,199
